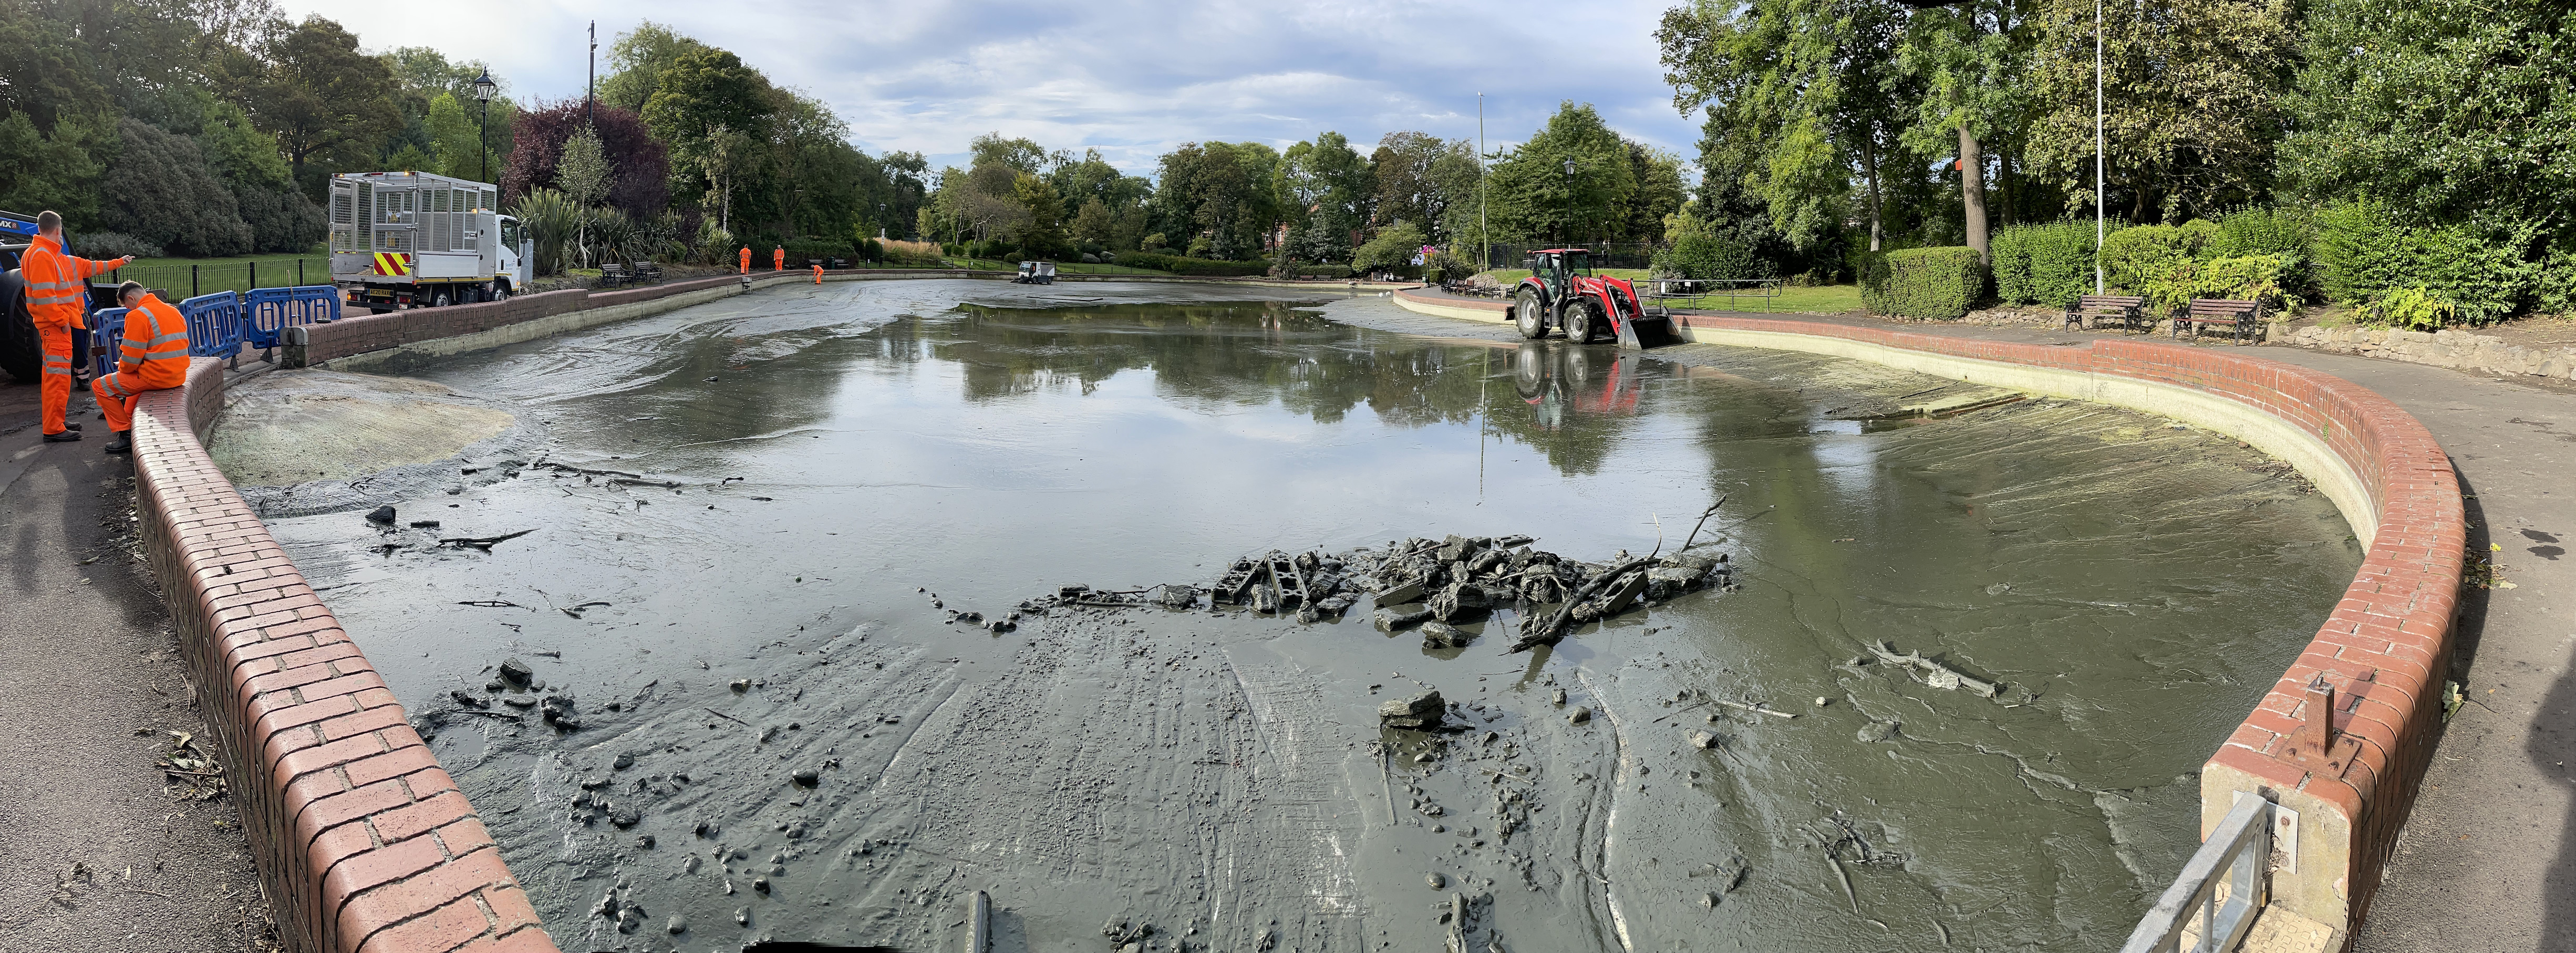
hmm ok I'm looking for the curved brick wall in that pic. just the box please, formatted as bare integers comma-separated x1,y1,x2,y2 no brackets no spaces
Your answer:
134,358,557,953
1395,289,2464,938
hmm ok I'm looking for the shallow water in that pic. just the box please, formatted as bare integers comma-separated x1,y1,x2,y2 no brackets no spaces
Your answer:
249,280,2360,951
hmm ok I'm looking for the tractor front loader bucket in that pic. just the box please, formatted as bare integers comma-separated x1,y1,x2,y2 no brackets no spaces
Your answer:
1617,313,1683,349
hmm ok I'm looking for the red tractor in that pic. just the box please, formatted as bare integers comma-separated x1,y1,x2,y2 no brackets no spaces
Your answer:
1510,248,1681,348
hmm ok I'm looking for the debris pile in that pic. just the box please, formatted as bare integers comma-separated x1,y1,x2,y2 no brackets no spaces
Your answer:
1211,551,1359,621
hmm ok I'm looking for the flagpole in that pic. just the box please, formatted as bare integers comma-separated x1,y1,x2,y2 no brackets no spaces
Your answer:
2094,0,2105,295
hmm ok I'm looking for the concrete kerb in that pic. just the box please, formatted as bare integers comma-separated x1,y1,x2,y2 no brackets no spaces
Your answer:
1393,287,2464,948
127,358,561,953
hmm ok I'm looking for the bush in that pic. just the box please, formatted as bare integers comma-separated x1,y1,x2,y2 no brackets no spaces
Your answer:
1860,247,1984,320
70,231,164,260
2351,286,2458,329
2099,221,2218,294
1991,221,2107,308
878,239,945,268
2139,254,2296,314
2208,206,2314,294
1353,221,1428,277
1424,250,1474,280
101,118,251,257
2314,200,2537,324
1111,251,1270,276
1662,229,1774,281
1295,263,1353,279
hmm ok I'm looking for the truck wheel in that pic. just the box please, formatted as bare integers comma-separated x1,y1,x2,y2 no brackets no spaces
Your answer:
431,289,452,308
1564,298,1598,344
1514,288,1548,339
0,267,37,385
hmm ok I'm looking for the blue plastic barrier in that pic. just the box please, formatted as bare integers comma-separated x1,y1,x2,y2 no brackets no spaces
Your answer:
87,307,127,379
181,291,245,362
242,285,342,352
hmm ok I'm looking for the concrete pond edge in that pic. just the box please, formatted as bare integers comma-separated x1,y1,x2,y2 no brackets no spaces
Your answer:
1394,287,2464,946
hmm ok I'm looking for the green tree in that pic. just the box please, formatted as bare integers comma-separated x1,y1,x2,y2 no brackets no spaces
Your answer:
1895,1,2031,264
1485,102,1640,245
599,22,710,111
2027,0,2296,224
243,16,397,194
1352,220,1427,275
2275,0,2575,231
1073,199,1113,248
0,110,115,228
1155,141,1283,260
102,117,251,256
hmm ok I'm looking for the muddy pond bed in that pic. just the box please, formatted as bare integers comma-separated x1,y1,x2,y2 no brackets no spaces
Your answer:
222,281,2361,952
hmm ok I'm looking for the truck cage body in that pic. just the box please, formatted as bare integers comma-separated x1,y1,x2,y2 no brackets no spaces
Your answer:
328,171,501,288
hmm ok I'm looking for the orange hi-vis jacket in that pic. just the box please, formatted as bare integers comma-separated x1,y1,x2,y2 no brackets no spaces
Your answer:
773,247,785,270
739,247,751,273
22,234,110,332
118,293,192,390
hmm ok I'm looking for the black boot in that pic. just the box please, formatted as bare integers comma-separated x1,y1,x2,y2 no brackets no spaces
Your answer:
42,430,80,442
103,431,131,454
64,422,78,432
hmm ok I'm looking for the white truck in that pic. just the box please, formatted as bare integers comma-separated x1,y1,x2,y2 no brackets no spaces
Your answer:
328,170,531,313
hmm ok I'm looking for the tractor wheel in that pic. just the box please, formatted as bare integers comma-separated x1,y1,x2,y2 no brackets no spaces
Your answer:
1514,288,1548,339
1564,298,1599,344
0,267,38,385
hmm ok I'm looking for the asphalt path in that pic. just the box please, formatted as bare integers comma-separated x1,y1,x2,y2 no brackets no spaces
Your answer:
0,378,273,951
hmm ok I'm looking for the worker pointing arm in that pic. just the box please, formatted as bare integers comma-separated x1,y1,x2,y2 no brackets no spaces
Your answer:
24,211,133,443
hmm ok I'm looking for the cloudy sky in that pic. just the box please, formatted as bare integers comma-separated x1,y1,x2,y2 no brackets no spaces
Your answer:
281,1,1703,178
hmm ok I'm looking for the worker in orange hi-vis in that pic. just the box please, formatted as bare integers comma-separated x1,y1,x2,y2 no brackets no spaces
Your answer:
22,211,134,443
91,282,189,455
772,246,785,271
811,263,823,284
738,245,751,275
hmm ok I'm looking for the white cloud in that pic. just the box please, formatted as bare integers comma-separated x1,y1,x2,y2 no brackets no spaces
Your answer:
281,0,1699,177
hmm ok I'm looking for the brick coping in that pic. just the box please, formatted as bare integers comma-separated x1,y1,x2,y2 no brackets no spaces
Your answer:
1395,287,2463,938
132,358,557,953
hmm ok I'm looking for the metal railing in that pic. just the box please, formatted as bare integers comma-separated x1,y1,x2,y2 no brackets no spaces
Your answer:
2120,794,2285,953
104,258,329,299
1638,278,1784,314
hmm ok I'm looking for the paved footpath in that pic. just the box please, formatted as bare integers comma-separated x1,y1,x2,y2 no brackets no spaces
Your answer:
0,379,273,950
1703,313,2576,951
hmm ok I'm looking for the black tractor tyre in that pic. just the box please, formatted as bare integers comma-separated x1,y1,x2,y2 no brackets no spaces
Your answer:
0,268,38,385
1514,288,1549,339
1564,297,1599,344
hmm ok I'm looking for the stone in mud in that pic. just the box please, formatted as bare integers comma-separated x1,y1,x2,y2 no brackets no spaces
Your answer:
734,907,750,926
791,768,821,788
987,618,1016,633
1420,621,1473,650
448,689,489,709
1373,579,1425,607
1380,689,1446,730
1102,917,1148,944
729,678,750,692
609,807,641,828
1550,688,1568,706
497,657,533,685
1427,872,1447,888
1058,584,1091,598
1154,585,1200,609
612,752,634,771
1373,607,1432,633
666,914,686,934
1687,730,1719,750
752,876,770,894
1856,720,1902,743
635,834,655,848
1568,706,1592,725
615,905,644,933
365,505,396,525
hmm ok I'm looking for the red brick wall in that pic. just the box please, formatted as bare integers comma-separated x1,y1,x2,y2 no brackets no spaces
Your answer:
131,358,558,953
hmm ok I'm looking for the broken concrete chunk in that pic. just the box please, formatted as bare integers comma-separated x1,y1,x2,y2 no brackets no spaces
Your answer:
1420,621,1474,650
1857,720,1902,743
365,505,396,525
497,657,534,686
1373,607,1433,633
1568,706,1592,725
1687,730,1718,750
1373,579,1425,608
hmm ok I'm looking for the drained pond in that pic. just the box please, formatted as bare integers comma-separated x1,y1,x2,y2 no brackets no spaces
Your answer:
218,281,2361,952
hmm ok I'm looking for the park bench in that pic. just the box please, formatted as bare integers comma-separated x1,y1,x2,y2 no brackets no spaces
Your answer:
2064,294,2147,333
2174,297,2263,345
598,262,630,287
634,261,664,284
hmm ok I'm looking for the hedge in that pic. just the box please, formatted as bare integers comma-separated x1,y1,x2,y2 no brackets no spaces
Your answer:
1991,221,2104,308
1860,247,1985,320
1112,252,1270,276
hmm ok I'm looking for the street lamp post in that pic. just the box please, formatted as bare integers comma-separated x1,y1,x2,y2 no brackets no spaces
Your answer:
1561,159,1577,248
471,70,497,185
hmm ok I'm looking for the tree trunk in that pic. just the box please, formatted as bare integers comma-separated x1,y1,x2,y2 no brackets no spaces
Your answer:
1958,126,1988,265
1862,132,1885,253
1995,146,2013,228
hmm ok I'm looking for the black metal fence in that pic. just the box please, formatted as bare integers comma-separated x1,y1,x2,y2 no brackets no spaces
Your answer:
102,258,332,298
1474,243,1667,271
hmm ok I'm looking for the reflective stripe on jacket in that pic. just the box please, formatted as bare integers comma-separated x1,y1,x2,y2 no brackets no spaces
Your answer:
120,294,192,390
21,235,109,332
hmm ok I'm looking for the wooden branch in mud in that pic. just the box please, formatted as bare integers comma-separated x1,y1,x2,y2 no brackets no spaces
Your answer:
1678,494,1729,553
1507,556,1659,653
437,529,536,551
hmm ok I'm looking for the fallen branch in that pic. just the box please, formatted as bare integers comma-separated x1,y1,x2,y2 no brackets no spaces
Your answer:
1710,699,1798,719
1678,494,1729,553
1508,556,1658,653
438,530,536,551
703,708,749,726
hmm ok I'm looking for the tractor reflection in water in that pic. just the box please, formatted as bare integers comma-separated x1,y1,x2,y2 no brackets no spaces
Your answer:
1513,342,1644,430
1510,248,1681,348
